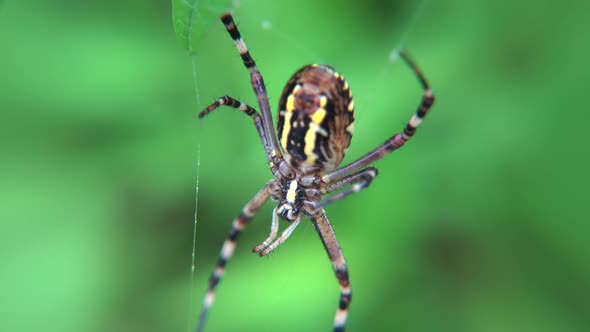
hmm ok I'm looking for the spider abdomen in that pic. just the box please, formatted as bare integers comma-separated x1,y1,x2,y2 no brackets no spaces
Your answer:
277,64,355,174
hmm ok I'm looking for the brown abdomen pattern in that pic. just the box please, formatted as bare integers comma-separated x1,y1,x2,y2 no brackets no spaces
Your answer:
277,64,355,174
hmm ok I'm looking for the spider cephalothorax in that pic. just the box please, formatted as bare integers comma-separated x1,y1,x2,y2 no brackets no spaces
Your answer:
195,12,435,332
277,179,304,221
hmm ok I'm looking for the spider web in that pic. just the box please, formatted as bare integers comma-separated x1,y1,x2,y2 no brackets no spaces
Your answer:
186,1,430,330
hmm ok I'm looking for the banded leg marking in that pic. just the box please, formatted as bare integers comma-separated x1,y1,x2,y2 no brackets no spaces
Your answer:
312,211,352,332
198,96,260,119
398,50,435,140
198,96,268,150
197,95,285,176
320,167,378,207
220,13,284,162
322,51,435,184
220,14,256,71
196,184,271,332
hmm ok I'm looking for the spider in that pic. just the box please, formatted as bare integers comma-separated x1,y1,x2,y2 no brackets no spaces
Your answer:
196,12,434,332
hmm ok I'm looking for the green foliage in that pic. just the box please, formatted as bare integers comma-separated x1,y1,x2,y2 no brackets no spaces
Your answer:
1,0,589,332
172,0,234,54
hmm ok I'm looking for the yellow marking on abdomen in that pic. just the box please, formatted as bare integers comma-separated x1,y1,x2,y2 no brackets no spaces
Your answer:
348,99,354,112
286,180,298,203
303,122,321,165
311,108,326,124
286,94,295,112
346,122,355,134
280,111,293,152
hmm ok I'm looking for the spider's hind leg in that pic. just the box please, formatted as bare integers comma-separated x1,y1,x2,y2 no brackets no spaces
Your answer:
312,210,352,332
319,167,378,207
196,183,271,332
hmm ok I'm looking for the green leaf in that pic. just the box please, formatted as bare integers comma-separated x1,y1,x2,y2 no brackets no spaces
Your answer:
172,0,234,55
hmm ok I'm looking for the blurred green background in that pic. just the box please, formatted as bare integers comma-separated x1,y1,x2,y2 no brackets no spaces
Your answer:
1,0,589,331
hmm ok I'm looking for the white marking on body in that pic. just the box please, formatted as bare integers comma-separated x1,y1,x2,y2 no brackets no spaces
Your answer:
240,207,254,219
239,103,247,111
221,240,236,259
409,114,423,128
341,284,351,295
334,308,347,326
352,183,363,192
286,180,298,203
333,255,346,270
214,266,225,278
346,122,355,134
316,124,329,137
348,99,354,112
232,219,244,231
204,290,215,307
235,39,248,54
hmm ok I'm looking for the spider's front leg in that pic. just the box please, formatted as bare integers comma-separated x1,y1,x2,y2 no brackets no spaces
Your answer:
196,181,274,332
198,96,289,179
312,210,352,332
199,95,269,146
322,50,434,184
219,13,287,174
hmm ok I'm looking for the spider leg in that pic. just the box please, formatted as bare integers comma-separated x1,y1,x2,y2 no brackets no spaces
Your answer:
198,96,260,119
220,13,284,163
252,207,279,253
322,50,435,184
258,216,303,256
198,96,270,153
312,210,352,332
319,167,378,207
196,183,271,332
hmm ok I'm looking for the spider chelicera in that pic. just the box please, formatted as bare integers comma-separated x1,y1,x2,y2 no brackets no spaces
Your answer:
196,12,435,332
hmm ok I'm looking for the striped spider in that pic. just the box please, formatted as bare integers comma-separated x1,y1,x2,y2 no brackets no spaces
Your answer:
196,12,434,332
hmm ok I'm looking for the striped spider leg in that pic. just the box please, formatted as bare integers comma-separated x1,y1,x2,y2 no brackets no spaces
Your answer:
196,13,291,332
320,50,435,187
195,11,435,332
297,50,434,332
198,13,290,180
195,180,279,332
311,209,351,332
